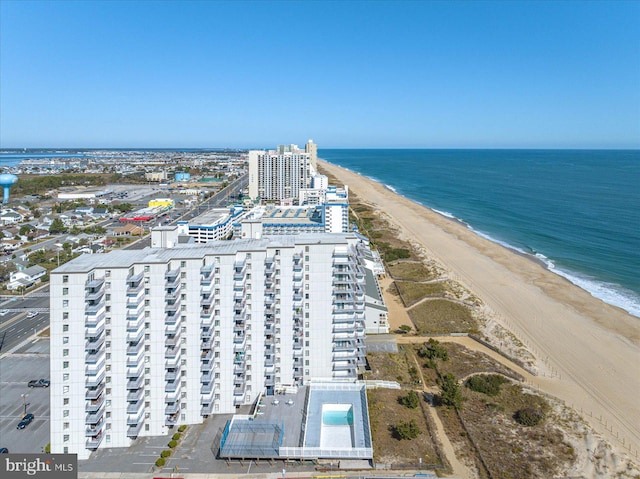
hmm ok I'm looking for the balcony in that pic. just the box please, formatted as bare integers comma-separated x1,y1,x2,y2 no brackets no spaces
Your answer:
165,318,180,335
85,288,104,302
201,403,214,415
166,413,179,426
85,383,105,400
126,361,144,378
165,347,180,359
85,370,105,388
166,353,180,369
85,311,105,328
201,294,213,307
165,299,181,313
127,389,143,402
201,370,214,383
165,334,180,348
165,268,180,280
86,277,105,290
201,382,214,394
200,264,214,276
201,328,212,339
126,350,144,368
233,385,245,396
85,322,105,339
333,361,358,371
126,327,144,344
201,336,213,350
127,408,144,425
85,411,103,427
165,379,180,393
165,276,180,289
85,349,105,365
165,288,179,301
86,431,103,449
85,394,105,413
201,350,213,362
126,340,144,356
85,302,105,315
126,271,144,287
200,360,213,372
200,310,213,324
85,335,105,351
127,312,144,330
127,421,143,437
126,376,144,390
165,402,180,415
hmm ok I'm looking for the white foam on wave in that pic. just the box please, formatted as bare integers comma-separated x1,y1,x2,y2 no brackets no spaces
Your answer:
548,266,640,318
384,184,397,193
442,215,640,318
432,208,455,219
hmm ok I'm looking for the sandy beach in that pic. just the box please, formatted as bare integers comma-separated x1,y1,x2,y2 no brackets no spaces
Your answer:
318,159,640,462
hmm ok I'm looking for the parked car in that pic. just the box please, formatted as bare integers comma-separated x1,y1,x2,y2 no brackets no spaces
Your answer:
28,379,50,388
0,309,9,316
26,311,38,318
0,447,8,453
17,413,34,429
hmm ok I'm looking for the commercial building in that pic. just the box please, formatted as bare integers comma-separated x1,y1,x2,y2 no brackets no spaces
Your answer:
49,233,369,459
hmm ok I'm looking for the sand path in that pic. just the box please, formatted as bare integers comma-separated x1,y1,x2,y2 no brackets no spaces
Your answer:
320,159,640,460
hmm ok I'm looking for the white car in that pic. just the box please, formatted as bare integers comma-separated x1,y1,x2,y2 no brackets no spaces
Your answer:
0,309,9,316
26,311,38,318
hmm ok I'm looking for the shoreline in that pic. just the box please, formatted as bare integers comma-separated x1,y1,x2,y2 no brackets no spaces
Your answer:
347,162,640,319
318,158,640,461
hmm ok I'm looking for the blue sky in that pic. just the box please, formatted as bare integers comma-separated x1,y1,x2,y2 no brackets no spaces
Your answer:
1,0,639,148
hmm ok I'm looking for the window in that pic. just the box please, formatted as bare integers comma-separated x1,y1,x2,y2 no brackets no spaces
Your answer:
106,270,111,277
63,398,69,406
63,336,69,344
63,385,69,393
144,265,150,273
106,294,111,301
62,324,69,332
62,312,68,320
106,282,111,289
63,300,69,307
63,349,69,357
63,361,69,369
63,410,69,417
63,435,69,442
63,373,69,381
63,422,69,430
62,275,68,283
181,261,186,267
63,288,68,295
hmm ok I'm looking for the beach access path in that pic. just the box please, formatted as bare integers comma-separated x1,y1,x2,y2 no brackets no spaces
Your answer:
319,159,640,461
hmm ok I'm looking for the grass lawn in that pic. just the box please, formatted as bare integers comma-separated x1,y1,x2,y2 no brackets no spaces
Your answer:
409,299,478,334
388,261,439,281
395,280,447,307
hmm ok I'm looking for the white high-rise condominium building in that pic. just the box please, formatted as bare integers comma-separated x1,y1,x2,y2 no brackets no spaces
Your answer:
50,233,368,459
248,143,314,202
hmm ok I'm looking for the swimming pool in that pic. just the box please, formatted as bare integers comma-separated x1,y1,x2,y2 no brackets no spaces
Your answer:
320,404,354,448
322,405,354,426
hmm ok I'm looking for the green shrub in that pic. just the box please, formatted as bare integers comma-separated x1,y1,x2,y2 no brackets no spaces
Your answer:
160,449,172,458
172,432,182,441
514,407,545,426
465,374,509,396
418,339,449,361
155,457,165,467
394,419,421,440
44,443,50,454
178,425,187,432
438,373,463,409
400,390,420,409
168,440,178,448
398,324,412,333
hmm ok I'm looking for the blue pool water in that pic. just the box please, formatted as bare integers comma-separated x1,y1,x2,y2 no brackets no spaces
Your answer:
322,407,354,426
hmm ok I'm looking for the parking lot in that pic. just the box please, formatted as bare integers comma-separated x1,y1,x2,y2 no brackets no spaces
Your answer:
0,338,50,454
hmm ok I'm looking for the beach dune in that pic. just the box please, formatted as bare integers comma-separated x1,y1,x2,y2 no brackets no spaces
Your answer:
319,159,640,460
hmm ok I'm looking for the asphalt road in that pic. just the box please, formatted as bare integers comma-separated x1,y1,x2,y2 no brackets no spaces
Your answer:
0,285,50,354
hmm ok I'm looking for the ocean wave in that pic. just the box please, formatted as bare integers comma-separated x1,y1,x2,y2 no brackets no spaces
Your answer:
384,184,397,193
440,216,640,317
432,208,455,219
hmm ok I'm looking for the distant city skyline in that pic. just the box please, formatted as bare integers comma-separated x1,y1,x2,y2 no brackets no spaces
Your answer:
1,0,639,149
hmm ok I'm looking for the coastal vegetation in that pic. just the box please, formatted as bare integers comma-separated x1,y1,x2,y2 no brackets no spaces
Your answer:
409,299,478,334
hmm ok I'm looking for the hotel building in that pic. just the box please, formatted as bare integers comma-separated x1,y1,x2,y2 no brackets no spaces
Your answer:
248,142,315,202
49,233,369,459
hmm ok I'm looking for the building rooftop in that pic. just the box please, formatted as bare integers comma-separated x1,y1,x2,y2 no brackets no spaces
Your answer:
52,233,359,273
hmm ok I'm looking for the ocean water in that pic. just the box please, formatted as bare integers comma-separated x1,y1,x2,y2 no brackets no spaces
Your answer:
320,149,640,318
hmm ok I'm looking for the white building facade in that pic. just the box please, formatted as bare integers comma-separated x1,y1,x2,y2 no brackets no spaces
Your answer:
248,145,314,202
50,234,368,459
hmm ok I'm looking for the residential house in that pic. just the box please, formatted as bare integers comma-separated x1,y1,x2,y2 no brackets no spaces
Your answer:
7,265,47,290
